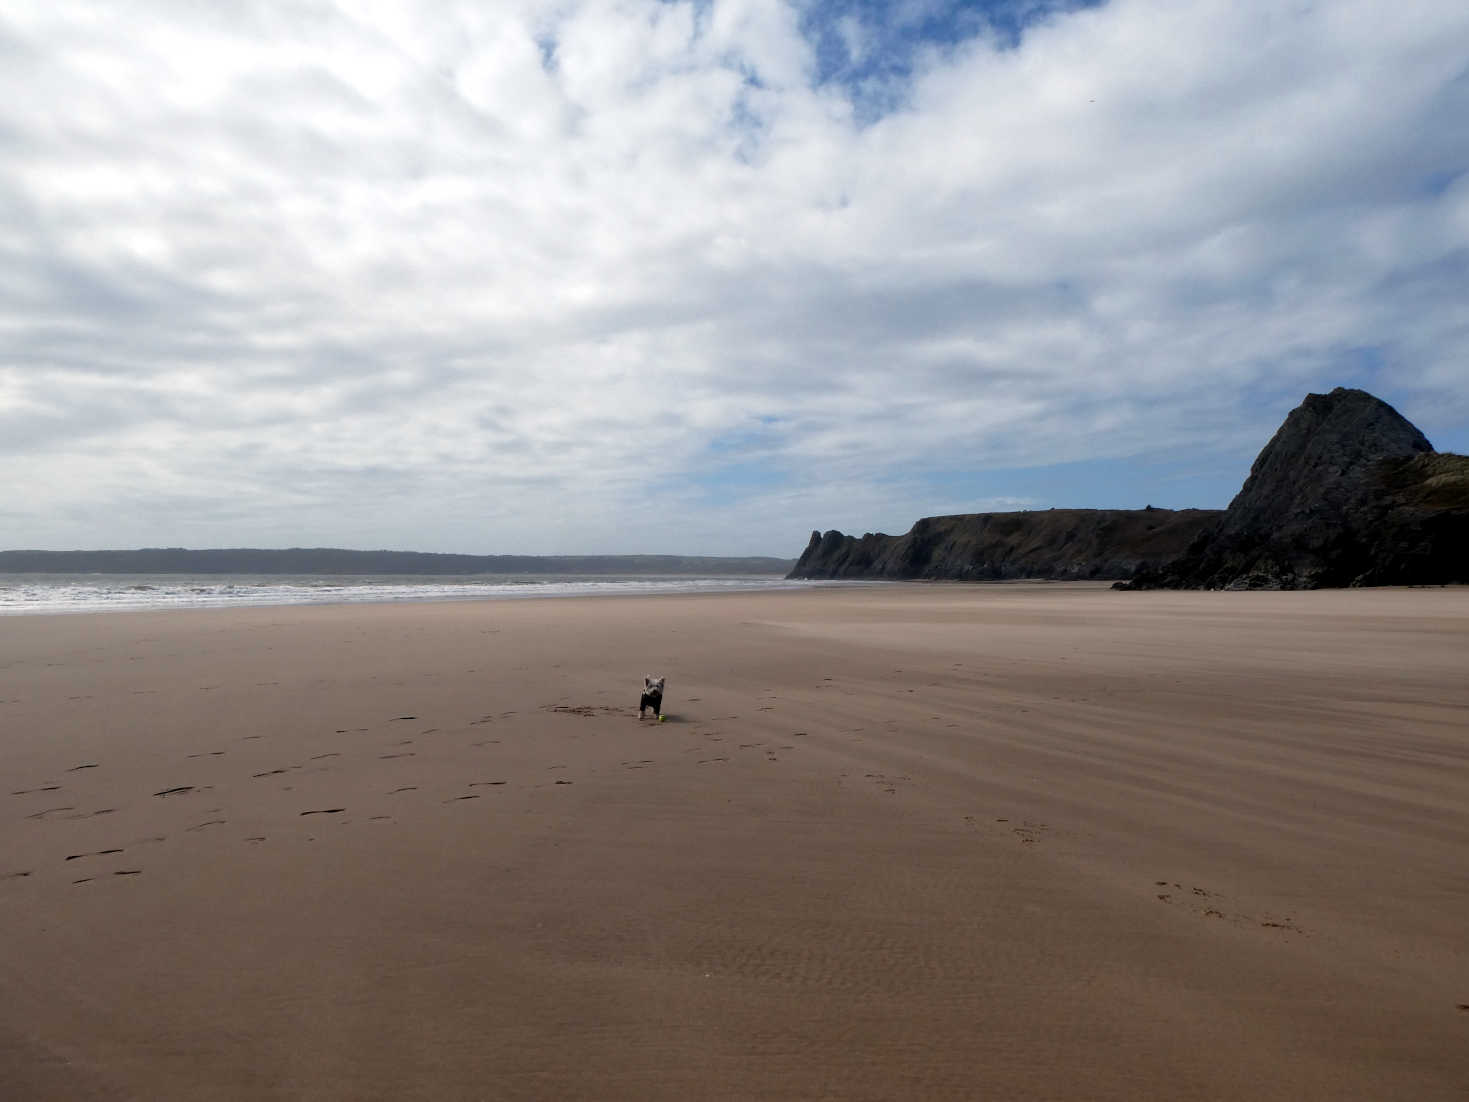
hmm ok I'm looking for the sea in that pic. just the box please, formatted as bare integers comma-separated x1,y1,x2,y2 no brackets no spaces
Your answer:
0,573,836,616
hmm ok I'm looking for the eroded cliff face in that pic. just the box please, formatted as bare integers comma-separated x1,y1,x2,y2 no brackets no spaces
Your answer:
1124,388,1468,589
788,508,1221,581
790,388,1468,589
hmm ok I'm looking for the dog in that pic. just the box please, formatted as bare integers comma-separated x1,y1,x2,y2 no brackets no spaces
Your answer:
639,675,665,719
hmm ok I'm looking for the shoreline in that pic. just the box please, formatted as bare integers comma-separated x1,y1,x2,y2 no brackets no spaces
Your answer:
15,572,1466,621
0,572,851,619
3,585,1467,1099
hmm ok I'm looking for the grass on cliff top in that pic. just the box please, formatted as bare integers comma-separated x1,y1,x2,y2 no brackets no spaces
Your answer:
1382,452,1469,509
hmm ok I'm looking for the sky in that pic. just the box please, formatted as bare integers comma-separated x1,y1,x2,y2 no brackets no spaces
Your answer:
2,0,1467,557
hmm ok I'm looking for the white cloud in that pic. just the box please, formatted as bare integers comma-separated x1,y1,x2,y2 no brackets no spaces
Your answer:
0,0,1466,555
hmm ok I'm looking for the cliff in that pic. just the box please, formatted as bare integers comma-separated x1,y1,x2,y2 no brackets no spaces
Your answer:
790,387,1467,589
788,507,1221,581
1123,388,1469,589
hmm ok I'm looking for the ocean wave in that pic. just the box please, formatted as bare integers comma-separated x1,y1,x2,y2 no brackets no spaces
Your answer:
0,574,845,615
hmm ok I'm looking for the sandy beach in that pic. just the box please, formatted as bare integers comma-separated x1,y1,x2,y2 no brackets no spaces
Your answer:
2,583,1466,1100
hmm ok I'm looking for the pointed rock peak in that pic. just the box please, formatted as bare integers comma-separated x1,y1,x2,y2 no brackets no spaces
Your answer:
1221,388,1432,533
1260,388,1431,467
1285,387,1430,450
1120,386,1464,589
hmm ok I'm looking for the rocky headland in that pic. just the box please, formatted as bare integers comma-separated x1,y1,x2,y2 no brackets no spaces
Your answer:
1122,388,1468,589
790,507,1221,581
790,388,1468,589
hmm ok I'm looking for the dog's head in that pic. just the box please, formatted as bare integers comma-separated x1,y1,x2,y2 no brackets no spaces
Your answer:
644,675,665,695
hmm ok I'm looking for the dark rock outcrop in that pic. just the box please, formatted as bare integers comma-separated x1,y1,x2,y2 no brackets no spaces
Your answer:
788,507,1221,581
790,388,1467,589
1122,388,1468,589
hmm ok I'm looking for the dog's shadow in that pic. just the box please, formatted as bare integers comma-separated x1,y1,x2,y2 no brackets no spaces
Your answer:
642,713,682,723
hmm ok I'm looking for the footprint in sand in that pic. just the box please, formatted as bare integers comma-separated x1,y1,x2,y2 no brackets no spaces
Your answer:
27,806,75,820
1152,881,1286,927
154,786,202,797
1011,822,1046,843
11,785,61,795
299,808,345,816
551,704,619,717
67,763,99,772
65,849,124,862
865,772,909,796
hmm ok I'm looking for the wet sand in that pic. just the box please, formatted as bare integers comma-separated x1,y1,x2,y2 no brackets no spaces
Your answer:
2,584,1466,1100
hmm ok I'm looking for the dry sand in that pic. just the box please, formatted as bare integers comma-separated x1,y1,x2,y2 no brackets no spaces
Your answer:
1,583,1466,1100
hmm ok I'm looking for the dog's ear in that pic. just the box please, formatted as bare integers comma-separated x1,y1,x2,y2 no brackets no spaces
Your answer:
644,676,653,690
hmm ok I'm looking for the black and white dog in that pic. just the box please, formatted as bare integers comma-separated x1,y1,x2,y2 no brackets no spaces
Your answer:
639,675,665,719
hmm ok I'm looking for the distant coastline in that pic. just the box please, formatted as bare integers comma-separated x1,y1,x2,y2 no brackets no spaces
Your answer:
0,548,796,576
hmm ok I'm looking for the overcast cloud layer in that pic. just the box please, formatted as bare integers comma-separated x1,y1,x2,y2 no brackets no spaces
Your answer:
2,0,1467,555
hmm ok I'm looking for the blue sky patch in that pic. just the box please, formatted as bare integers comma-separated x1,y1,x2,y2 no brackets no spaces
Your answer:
918,448,1255,514
796,0,1106,119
